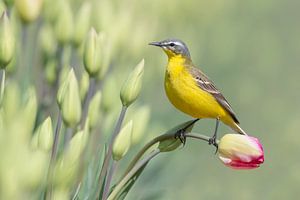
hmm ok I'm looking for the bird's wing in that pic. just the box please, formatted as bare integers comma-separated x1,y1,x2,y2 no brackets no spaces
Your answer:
187,64,239,124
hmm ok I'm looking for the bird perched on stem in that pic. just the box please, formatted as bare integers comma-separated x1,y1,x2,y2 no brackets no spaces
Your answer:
149,39,247,147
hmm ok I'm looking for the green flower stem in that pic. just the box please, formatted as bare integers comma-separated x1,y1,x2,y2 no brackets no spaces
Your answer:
0,69,5,105
122,132,211,179
102,161,118,200
107,149,161,200
80,77,96,128
97,106,128,199
46,111,63,199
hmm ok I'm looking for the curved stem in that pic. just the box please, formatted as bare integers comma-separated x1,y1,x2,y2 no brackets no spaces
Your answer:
107,149,161,200
97,106,127,199
122,132,211,180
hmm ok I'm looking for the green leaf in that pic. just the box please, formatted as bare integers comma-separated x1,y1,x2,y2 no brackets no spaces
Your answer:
114,160,149,200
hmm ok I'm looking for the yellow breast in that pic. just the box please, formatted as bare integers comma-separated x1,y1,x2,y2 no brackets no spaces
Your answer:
164,56,227,119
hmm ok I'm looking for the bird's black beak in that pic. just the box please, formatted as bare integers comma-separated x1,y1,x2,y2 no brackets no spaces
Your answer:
149,41,163,47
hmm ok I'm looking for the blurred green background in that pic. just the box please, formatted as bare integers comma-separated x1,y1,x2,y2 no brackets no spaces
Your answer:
126,0,300,199
1,0,300,199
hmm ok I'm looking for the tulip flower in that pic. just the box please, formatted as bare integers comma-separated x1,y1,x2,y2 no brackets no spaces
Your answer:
218,134,264,169
120,59,144,107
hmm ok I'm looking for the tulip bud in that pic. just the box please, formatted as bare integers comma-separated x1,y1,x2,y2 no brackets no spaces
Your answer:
22,87,37,134
15,0,43,23
56,68,71,107
131,105,150,145
112,120,133,161
83,28,102,76
97,34,111,80
158,120,195,152
39,24,56,58
35,116,53,151
218,134,264,169
0,2,5,14
87,91,101,129
73,2,91,47
0,12,15,68
54,1,73,44
79,71,89,102
61,69,82,127
120,59,144,107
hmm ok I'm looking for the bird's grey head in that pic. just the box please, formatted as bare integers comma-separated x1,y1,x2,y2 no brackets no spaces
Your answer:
149,39,191,59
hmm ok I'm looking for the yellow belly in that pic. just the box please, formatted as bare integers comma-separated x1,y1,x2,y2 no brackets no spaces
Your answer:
164,66,227,120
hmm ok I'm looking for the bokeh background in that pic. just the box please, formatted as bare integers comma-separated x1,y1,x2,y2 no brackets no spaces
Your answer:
1,0,299,199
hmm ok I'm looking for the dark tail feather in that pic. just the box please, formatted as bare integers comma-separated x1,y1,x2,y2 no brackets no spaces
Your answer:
232,123,247,135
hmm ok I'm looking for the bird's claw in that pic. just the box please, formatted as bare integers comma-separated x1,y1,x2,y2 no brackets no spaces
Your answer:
208,136,218,154
175,129,186,146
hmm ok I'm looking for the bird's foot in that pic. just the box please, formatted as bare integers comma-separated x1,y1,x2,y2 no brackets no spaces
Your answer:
174,129,186,146
208,136,218,154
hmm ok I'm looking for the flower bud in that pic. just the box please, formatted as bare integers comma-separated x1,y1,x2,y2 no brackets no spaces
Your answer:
60,69,82,127
87,91,101,129
131,105,150,145
35,116,53,151
15,0,43,23
120,59,144,107
97,34,111,80
218,134,264,169
158,120,195,152
0,12,15,68
54,1,73,44
79,71,89,102
56,68,71,107
73,2,91,47
0,2,5,14
112,120,133,161
22,87,37,134
83,28,102,76
53,130,88,187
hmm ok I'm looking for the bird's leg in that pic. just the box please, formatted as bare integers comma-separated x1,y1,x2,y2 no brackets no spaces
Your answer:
175,119,200,146
209,118,219,152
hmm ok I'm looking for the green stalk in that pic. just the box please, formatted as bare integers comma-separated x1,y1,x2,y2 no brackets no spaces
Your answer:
80,77,96,128
45,111,63,199
122,132,211,180
107,149,161,200
97,106,128,199
102,160,118,200
0,69,5,105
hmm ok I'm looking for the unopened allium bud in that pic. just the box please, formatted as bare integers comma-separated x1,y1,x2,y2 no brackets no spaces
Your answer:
54,1,73,44
87,91,101,129
0,2,5,14
79,71,89,102
15,0,43,23
97,33,111,80
61,69,82,127
35,116,53,151
218,134,264,169
39,24,56,58
131,105,150,145
73,2,91,46
0,12,15,68
56,68,71,107
120,59,144,107
22,87,37,133
83,28,102,76
113,120,133,161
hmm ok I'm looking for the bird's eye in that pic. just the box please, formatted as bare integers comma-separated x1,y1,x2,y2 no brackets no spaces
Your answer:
169,42,175,47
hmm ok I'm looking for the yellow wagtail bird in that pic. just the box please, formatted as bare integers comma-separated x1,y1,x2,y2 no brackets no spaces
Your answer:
149,39,247,146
